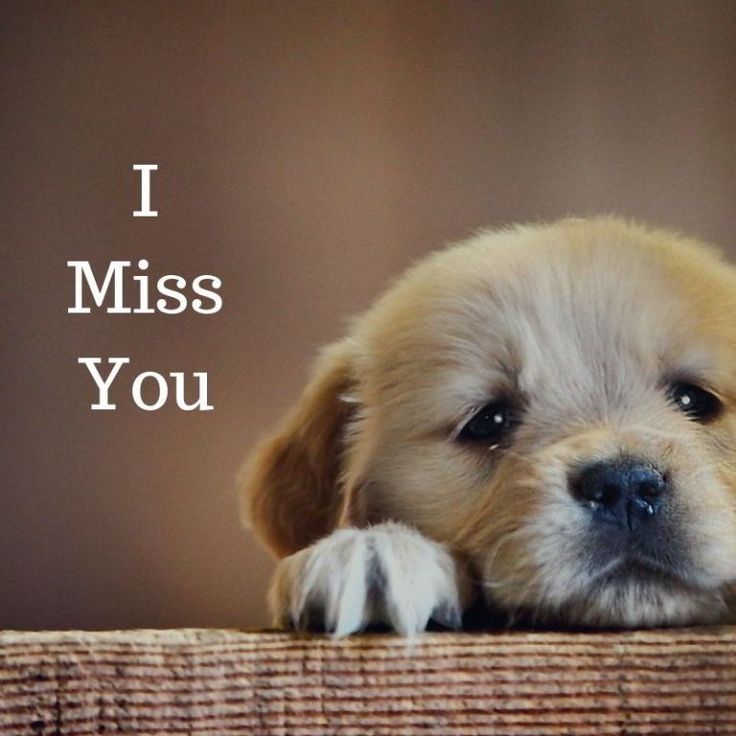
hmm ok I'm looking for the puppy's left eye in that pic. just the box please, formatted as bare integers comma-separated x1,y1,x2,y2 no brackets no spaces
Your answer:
669,382,722,422
457,401,515,443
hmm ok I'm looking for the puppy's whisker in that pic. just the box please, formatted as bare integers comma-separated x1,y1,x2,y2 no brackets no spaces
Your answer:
585,556,624,588
504,577,542,629
623,423,689,443
482,526,528,574
494,447,541,471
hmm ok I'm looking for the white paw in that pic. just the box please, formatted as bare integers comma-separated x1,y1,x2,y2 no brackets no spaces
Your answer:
269,522,468,637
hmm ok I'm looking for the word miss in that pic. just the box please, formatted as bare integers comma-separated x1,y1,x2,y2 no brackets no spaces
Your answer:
67,259,222,315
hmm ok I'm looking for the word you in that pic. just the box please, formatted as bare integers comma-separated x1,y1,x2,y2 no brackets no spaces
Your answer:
78,358,212,412
70,165,218,411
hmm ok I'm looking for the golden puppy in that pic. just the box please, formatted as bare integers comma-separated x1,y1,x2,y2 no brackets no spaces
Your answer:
240,217,736,636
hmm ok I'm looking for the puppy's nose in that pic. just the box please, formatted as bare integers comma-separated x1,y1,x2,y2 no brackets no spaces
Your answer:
572,457,667,530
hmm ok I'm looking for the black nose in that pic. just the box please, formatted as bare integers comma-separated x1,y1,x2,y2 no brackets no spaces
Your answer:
572,457,667,530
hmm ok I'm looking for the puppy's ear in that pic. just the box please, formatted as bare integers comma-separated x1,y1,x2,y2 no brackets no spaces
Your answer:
239,340,362,557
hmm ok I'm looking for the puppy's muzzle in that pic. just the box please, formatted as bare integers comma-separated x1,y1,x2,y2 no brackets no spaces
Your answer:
572,456,667,531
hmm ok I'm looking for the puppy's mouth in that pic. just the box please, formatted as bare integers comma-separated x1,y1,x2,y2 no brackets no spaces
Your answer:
593,553,699,593
564,545,726,628
478,532,727,629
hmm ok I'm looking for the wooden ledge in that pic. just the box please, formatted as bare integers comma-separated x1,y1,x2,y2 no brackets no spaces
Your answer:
1,627,735,735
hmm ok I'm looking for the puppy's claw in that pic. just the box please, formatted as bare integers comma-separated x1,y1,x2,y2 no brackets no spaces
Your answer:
431,599,463,630
269,522,466,637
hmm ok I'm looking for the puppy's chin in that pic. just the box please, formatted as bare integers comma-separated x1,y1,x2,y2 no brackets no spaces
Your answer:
555,577,727,629
482,558,730,629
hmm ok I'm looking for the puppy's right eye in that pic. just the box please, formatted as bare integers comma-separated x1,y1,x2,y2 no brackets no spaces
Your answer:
457,401,515,443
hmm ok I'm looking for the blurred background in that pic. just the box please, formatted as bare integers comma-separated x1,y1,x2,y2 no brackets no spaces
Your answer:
2,0,736,629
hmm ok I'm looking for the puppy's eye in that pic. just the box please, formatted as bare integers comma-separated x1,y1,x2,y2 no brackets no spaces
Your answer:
669,382,722,422
457,401,515,443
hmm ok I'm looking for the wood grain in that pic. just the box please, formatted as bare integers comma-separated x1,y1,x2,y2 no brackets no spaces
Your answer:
1,627,735,735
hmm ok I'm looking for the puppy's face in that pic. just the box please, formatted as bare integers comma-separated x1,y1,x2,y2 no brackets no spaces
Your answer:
244,218,736,628
344,219,736,626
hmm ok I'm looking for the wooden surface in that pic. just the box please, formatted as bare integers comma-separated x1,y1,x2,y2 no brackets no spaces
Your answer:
1,627,735,735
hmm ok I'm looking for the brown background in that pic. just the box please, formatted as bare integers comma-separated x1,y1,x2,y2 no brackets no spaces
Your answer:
1,1,735,629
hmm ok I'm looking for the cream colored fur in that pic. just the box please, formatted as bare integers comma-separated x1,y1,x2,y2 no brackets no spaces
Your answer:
241,217,736,635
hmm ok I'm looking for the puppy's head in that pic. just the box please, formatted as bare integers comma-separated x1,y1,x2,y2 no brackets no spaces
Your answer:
242,217,736,627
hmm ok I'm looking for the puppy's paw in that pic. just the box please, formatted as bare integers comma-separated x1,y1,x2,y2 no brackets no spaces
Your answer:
269,521,468,637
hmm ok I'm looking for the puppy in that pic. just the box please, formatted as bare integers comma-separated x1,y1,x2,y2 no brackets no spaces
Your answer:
240,217,736,636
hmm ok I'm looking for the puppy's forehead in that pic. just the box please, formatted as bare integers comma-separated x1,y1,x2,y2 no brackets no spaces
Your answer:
359,220,736,417
484,242,677,404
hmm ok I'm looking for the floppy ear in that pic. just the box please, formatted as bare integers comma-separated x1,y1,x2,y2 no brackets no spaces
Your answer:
239,340,362,558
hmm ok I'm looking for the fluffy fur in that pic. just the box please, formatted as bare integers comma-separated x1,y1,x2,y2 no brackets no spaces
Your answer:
240,217,736,635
